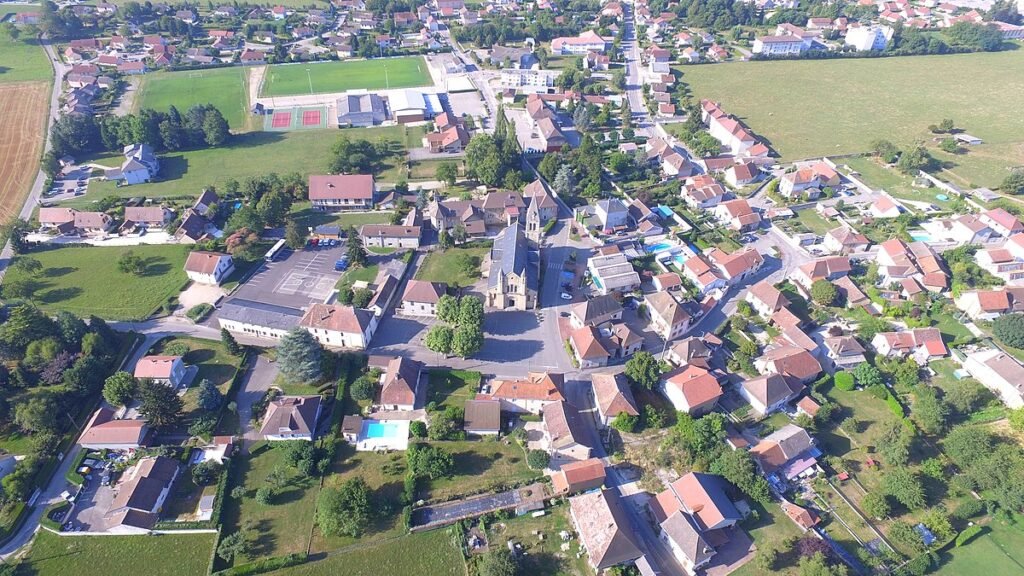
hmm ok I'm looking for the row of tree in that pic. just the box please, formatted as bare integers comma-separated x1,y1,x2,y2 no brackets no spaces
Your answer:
423,294,485,358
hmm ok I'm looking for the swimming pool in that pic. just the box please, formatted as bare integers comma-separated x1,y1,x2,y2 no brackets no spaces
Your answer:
646,242,674,253
365,422,402,439
655,205,675,218
910,232,932,242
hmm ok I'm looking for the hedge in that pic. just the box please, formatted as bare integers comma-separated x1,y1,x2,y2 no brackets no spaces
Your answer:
0,502,27,542
885,393,905,418
955,525,984,547
212,553,308,576
40,501,71,531
64,449,91,486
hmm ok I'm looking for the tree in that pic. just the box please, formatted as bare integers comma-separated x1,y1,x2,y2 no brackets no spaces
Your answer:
553,164,575,197
882,468,926,510
316,476,372,537
611,412,639,433
436,295,459,324
352,288,374,308
284,218,305,249
710,447,772,504
407,443,454,479
55,311,87,349
834,371,855,391
409,420,427,438
451,326,484,358
852,363,883,388
464,134,504,187
428,406,464,441
14,396,57,433
877,419,913,466
993,313,1024,348
479,548,520,576
277,327,322,383
424,325,454,356
138,379,184,429
0,304,57,353
197,379,223,412
436,162,458,187
255,486,275,505
346,225,368,268
221,328,242,356
11,256,42,276
945,378,985,414
192,460,222,486
912,386,948,434
810,279,838,306
798,552,848,576
202,109,230,146
438,228,453,250
103,371,137,407
625,351,661,390
896,145,937,174
1002,170,1024,195
939,138,960,154
225,228,262,260
217,531,253,563
861,492,890,519
1009,407,1024,433
117,250,147,275
943,425,992,468
458,296,484,330
351,372,378,401
527,449,550,470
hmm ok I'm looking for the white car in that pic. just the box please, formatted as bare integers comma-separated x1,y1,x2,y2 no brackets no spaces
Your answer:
560,292,572,300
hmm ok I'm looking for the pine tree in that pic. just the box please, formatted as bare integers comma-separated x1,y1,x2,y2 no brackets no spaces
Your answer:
221,328,242,356
277,327,322,383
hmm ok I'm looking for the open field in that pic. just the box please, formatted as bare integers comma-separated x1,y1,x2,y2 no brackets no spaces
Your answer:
289,203,393,232
261,57,432,97
839,155,954,207
937,516,1024,574
731,503,805,576
424,439,537,502
0,36,51,84
20,530,216,576
134,66,251,131
679,52,1024,186
3,245,189,320
416,244,489,288
0,82,49,222
278,528,464,576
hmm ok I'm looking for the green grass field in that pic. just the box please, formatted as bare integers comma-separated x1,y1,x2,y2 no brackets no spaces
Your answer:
4,245,189,320
21,531,216,576
424,439,537,502
679,52,1024,187
416,244,489,288
938,516,1024,574
134,67,251,131
0,34,51,84
280,528,464,576
261,57,432,97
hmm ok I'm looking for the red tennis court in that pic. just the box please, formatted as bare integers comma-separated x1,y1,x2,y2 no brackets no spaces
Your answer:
271,111,292,128
301,110,322,126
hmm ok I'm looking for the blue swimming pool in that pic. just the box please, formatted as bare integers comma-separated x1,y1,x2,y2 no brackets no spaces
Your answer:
646,242,673,253
365,422,401,439
655,205,675,218
910,232,932,242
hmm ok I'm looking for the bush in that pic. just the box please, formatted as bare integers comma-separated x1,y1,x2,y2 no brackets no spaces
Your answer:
212,553,308,576
834,371,855,391
952,498,986,520
611,412,639,433
955,525,983,547
186,303,214,322
409,420,427,438
526,449,550,470
255,486,274,505
993,313,1024,348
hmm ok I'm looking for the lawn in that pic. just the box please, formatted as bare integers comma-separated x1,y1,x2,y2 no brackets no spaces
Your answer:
423,439,538,502
134,66,251,131
261,57,432,97
427,369,482,411
678,52,1024,177
731,502,805,576
840,156,952,207
4,245,189,320
793,207,832,235
277,527,464,576
0,35,51,84
151,336,242,419
937,515,1024,575
416,244,490,288
482,503,593,576
20,530,216,576
220,441,320,566
290,203,394,232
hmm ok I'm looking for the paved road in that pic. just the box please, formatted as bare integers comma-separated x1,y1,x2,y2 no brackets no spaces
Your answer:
440,31,499,134
236,355,278,446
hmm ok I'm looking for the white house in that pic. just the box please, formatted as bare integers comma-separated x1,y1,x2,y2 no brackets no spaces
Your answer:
360,224,421,249
183,251,234,285
134,355,187,388
962,348,1024,409
260,396,322,440
299,304,377,349
752,35,806,55
551,30,607,54
400,280,447,316
489,372,565,413
844,25,893,51
644,291,692,341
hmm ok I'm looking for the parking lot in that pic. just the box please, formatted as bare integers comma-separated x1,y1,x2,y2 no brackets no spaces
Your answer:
44,166,92,202
231,243,348,309
66,477,117,532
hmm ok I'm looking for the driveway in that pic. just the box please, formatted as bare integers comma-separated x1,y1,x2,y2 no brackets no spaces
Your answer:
236,355,278,446
66,480,116,533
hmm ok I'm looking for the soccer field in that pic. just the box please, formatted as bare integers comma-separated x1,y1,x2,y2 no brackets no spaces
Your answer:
261,57,432,97
135,66,250,130
678,51,1024,184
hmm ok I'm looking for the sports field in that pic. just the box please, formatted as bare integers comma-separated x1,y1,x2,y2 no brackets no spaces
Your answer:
134,66,250,130
264,105,329,131
678,52,1024,186
0,83,50,222
260,57,432,97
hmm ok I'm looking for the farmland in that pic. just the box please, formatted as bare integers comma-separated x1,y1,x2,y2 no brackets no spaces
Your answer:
0,82,50,222
0,35,52,84
134,66,252,131
678,52,1024,187
2,244,190,320
20,530,216,576
261,57,432,97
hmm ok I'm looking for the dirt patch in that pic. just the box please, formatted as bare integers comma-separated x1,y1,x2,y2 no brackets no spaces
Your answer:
0,81,49,221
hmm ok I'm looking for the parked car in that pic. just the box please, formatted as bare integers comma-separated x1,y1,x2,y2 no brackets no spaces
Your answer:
560,292,572,300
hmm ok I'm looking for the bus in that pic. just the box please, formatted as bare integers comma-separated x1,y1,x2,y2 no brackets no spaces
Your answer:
264,238,287,262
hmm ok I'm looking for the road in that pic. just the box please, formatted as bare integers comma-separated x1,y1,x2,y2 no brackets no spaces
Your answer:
441,30,499,134
621,1,654,136
0,37,67,283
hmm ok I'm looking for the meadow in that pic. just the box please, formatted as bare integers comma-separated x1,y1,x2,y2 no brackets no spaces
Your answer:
3,244,189,320
678,52,1024,187
277,528,464,576
0,34,51,84
134,66,252,130
261,57,432,97
20,531,216,576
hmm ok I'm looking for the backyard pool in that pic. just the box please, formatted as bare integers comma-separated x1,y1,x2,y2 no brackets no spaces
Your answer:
655,205,675,218
910,232,932,242
646,242,674,254
365,422,402,439
356,419,410,451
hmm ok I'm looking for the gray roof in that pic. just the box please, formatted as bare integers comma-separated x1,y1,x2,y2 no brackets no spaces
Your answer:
660,511,715,568
219,298,303,331
488,222,538,290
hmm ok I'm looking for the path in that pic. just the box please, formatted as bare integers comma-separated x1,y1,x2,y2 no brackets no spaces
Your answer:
236,355,279,447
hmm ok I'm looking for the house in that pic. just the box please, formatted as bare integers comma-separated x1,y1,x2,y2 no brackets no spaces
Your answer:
551,458,606,494
124,206,170,229
464,399,500,435
174,209,210,244
309,174,375,211
845,24,893,50
485,223,539,310
183,251,234,285
377,356,423,410
962,348,1024,409
659,365,723,415
489,372,564,413
134,356,187,388
193,189,219,217
551,30,607,54
753,35,807,55
681,174,730,210
778,162,839,199
871,328,948,362
595,198,629,232
240,49,266,64
824,226,870,254
360,224,421,249
660,508,717,574
665,336,716,369
299,304,376,349
651,472,742,531
340,415,363,444
980,208,1024,238
739,373,804,416
682,254,726,295
542,401,593,461
955,287,1024,320
424,122,470,153
792,256,851,294
482,191,527,226
591,373,639,427
653,273,683,292
869,196,903,218
569,323,643,368
401,280,447,316
217,298,304,340
708,247,764,286
712,199,761,232
725,162,761,187
750,424,817,478
822,336,867,370
941,214,995,245
336,94,387,127
977,248,1024,284
104,456,179,534
756,345,822,384
588,252,641,295
260,395,322,441
834,276,870,309
522,179,559,223
367,274,400,317
746,280,790,319
80,407,148,450
569,489,642,571
570,294,623,329
645,291,692,340
105,143,159,185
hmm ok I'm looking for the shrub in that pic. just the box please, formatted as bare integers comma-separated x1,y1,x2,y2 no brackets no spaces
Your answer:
955,525,983,547
993,313,1024,348
186,303,214,322
255,486,274,505
952,498,986,520
834,371,855,391
409,420,427,438
526,449,550,470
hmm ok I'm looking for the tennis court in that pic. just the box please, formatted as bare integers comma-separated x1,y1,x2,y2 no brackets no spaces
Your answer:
262,105,329,131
